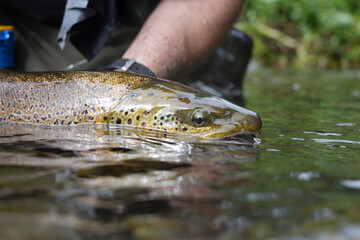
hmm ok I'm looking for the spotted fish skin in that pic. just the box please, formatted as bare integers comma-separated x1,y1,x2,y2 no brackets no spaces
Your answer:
0,71,262,139
0,71,152,125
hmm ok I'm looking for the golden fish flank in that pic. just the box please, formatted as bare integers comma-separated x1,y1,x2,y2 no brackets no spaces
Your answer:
0,71,262,138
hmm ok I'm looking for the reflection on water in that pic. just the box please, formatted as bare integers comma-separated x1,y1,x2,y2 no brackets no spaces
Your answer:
1,69,360,239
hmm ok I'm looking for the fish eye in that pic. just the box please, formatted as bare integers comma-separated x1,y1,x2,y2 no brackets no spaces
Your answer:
191,110,207,127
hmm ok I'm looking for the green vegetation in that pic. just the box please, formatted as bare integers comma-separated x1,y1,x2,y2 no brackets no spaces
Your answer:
236,0,360,69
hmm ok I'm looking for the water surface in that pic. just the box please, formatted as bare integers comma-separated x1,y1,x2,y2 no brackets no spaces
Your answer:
0,69,359,240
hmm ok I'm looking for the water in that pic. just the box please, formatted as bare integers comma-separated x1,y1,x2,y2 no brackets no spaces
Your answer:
0,69,359,240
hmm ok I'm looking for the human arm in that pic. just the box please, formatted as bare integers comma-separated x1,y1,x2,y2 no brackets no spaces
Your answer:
121,0,244,79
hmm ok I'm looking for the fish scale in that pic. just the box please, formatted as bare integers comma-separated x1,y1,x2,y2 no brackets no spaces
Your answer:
0,71,150,125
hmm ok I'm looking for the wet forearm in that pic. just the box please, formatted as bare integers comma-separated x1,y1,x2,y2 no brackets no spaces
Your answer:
122,0,244,79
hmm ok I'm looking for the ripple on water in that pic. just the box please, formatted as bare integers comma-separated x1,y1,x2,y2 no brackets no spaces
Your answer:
289,171,321,181
336,123,357,127
304,131,342,136
311,138,360,145
341,180,360,190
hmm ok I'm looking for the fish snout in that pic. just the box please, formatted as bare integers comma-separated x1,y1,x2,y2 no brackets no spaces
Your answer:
232,111,262,134
247,113,262,134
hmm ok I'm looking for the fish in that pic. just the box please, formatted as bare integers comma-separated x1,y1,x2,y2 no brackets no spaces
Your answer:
0,71,261,139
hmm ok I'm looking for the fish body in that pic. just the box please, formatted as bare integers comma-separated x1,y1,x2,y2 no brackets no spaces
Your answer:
0,71,261,139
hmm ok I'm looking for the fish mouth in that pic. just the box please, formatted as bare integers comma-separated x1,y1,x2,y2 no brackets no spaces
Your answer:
244,113,262,134
199,113,262,139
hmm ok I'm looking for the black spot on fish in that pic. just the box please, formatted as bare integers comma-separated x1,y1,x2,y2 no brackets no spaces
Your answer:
153,123,157,126
36,119,40,123
160,116,164,120
182,127,188,131
61,120,65,125
116,118,122,124
125,111,128,116
103,116,108,121
126,83,131,89
67,121,72,125
48,114,52,118
34,113,38,119
136,115,140,121
144,110,150,116
54,119,59,125
141,122,146,126
154,116,157,120
73,112,77,117
127,118,132,125
131,108,135,112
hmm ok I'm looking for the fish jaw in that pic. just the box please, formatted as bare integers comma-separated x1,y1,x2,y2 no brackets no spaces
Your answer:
198,111,262,139
184,96,262,139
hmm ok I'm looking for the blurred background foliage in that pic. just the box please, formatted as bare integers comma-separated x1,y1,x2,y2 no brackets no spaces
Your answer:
236,0,360,69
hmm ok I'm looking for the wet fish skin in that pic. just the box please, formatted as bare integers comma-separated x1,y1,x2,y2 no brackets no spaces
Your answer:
0,71,261,139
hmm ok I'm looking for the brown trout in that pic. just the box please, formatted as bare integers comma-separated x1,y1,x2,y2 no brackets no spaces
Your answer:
0,71,261,139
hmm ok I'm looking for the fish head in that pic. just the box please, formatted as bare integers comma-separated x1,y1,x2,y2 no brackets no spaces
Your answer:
108,79,262,139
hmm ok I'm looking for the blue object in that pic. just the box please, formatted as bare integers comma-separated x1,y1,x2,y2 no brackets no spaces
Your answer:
0,26,15,68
